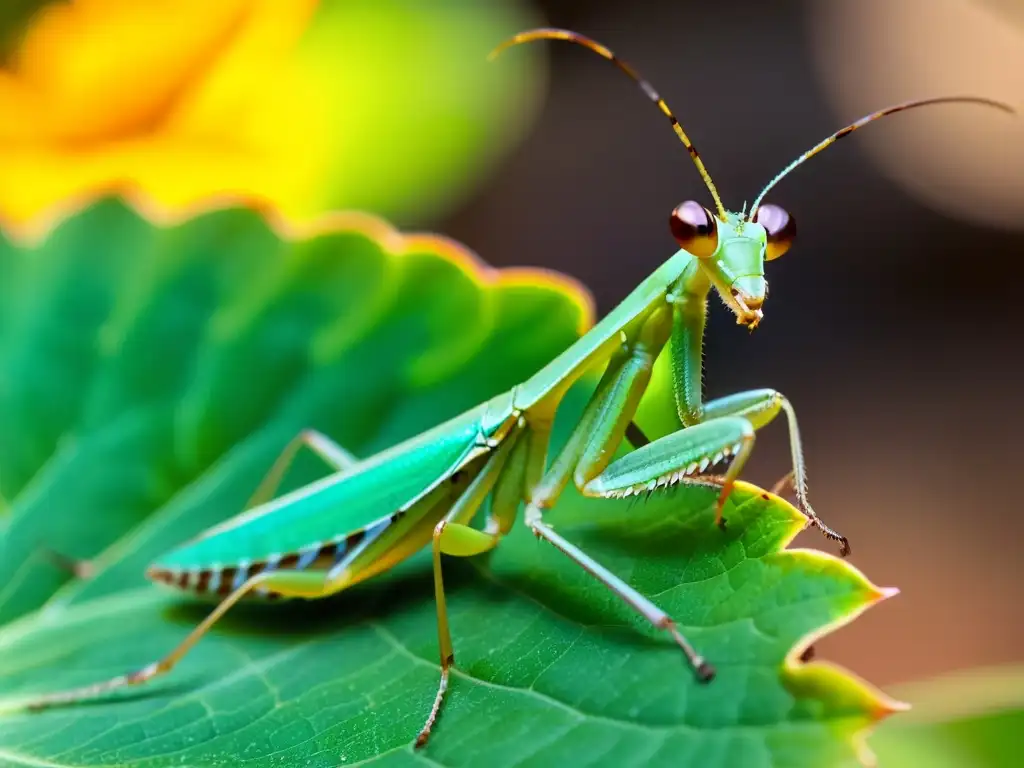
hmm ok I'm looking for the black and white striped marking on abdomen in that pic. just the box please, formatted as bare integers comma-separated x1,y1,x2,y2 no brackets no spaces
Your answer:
147,515,394,599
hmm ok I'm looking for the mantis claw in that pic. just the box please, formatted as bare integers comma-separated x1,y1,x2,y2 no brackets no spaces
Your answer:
835,535,851,558
821,525,850,558
807,518,851,557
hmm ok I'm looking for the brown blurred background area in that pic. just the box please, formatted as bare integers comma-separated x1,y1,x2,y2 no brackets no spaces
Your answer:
427,0,1024,690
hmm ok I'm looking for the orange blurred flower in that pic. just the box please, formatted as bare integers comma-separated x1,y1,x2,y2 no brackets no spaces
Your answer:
0,0,541,239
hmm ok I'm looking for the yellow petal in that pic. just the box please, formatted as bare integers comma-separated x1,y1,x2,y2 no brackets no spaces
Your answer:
0,0,539,233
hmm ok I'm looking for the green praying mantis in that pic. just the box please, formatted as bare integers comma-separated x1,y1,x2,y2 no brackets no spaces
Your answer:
17,28,1013,748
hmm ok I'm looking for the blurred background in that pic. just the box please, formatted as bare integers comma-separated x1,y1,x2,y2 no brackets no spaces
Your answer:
0,0,1021,760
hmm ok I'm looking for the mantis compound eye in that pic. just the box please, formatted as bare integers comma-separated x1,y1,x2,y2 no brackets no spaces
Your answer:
753,203,796,261
670,201,719,258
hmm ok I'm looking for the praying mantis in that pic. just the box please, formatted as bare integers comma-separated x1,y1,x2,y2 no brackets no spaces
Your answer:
17,28,1013,749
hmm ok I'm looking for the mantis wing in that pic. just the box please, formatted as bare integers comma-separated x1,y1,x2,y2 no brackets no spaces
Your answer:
152,395,512,572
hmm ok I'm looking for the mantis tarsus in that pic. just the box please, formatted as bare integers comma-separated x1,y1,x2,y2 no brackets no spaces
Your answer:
18,27,1014,749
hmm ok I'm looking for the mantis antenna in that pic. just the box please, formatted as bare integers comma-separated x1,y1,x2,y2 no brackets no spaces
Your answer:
490,27,728,220
750,96,1016,217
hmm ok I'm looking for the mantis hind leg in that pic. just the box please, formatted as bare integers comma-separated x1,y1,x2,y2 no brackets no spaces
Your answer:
20,569,344,711
37,547,96,580
29,432,357,589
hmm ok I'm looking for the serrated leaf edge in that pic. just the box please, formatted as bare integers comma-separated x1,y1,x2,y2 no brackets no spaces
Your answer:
0,189,596,336
763,485,909,767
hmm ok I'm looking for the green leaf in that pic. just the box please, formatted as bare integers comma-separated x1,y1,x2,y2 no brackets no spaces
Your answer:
0,200,897,767
868,666,1024,768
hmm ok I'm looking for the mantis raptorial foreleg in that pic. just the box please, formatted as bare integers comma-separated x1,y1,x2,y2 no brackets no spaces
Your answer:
245,429,358,510
581,415,756,515
697,390,849,553
668,292,848,553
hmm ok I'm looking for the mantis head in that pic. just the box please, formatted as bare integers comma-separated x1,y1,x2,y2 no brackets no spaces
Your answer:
491,28,1015,331
670,202,794,329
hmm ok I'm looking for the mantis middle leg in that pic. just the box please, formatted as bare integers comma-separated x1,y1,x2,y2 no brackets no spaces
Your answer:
416,425,524,747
